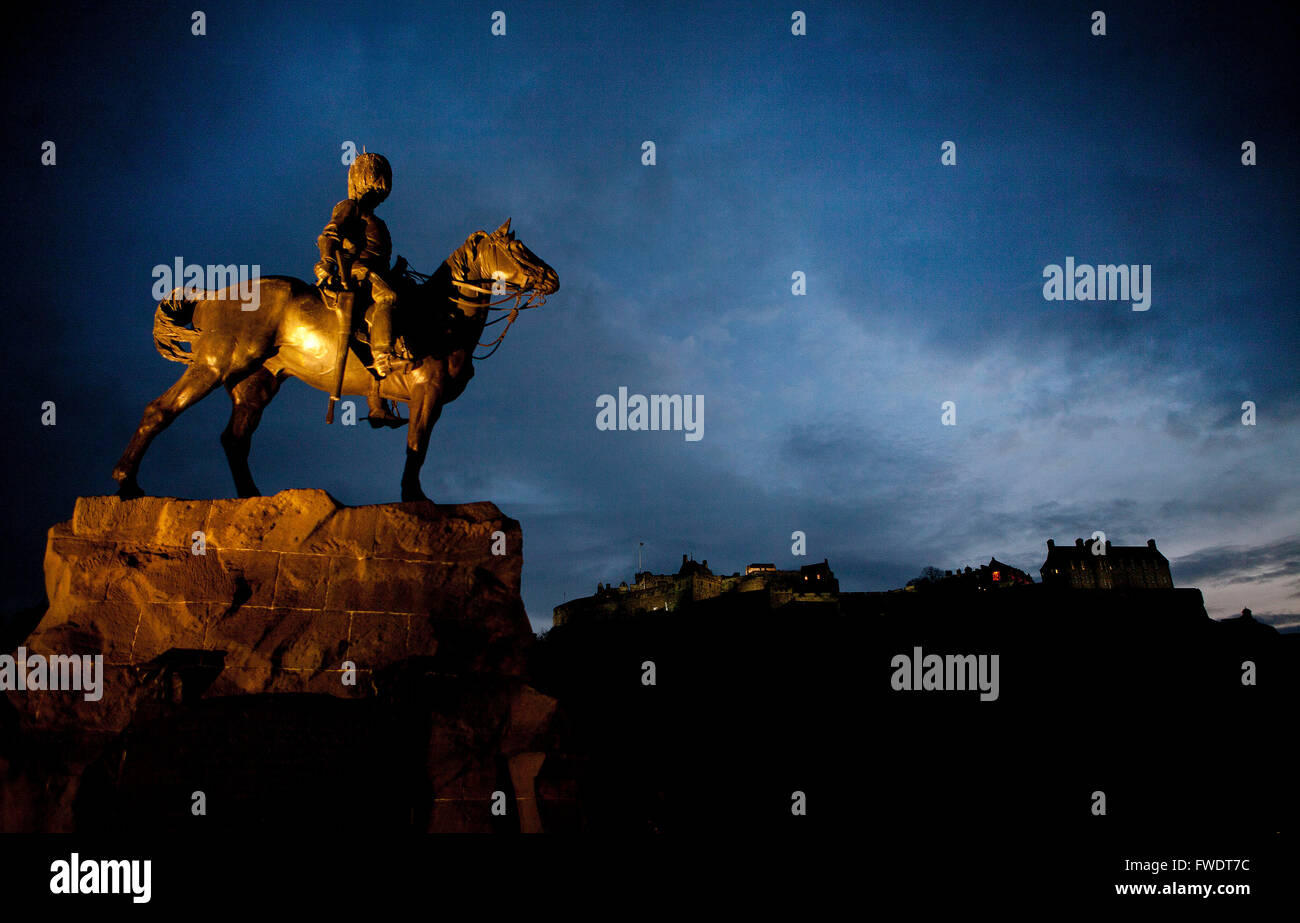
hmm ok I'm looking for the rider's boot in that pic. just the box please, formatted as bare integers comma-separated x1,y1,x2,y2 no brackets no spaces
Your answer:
366,380,406,429
364,295,408,427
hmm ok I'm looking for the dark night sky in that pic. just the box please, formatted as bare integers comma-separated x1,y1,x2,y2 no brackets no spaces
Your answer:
3,1,1297,633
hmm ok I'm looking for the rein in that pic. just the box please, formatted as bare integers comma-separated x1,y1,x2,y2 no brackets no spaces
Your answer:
452,278,547,360
403,260,548,361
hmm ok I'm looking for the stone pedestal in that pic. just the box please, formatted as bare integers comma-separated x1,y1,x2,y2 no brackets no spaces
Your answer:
1,490,558,833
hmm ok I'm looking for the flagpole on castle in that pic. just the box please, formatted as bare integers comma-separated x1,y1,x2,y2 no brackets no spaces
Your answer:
638,542,644,574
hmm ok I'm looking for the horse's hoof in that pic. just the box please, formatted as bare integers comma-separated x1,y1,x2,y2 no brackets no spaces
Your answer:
115,481,144,500
401,487,430,503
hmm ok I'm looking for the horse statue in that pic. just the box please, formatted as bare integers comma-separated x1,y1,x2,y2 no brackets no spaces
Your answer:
112,219,558,502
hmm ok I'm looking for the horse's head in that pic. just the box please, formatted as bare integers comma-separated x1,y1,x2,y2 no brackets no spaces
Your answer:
453,219,559,298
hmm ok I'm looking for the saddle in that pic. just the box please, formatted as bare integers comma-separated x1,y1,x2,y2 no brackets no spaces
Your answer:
317,258,416,364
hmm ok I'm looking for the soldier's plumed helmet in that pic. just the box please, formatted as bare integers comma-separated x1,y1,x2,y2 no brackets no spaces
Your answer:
348,153,392,203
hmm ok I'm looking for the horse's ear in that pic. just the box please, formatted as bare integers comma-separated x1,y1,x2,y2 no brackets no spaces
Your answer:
492,218,511,238
464,230,487,262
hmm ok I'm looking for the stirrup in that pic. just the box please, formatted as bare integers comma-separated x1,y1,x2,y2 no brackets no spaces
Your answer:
363,407,407,429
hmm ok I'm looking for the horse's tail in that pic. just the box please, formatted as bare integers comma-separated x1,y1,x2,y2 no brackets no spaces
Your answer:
152,289,198,364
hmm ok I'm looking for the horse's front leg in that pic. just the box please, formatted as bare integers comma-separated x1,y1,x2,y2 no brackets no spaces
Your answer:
401,371,444,503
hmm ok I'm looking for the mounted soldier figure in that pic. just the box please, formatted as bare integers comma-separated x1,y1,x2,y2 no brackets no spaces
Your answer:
312,151,406,427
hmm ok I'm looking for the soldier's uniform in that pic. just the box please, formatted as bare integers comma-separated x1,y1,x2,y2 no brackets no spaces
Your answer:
313,153,399,377
314,153,405,427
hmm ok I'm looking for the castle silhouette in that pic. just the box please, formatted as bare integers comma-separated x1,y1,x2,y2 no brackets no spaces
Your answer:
554,538,1176,626
553,554,838,626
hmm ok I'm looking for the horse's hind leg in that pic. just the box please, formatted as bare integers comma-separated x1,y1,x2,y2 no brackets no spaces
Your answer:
112,356,228,497
220,366,282,498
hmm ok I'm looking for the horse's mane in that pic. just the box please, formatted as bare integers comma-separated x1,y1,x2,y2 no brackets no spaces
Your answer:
395,240,486,361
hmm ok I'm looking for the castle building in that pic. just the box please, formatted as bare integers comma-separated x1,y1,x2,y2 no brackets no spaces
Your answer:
978,557,1033,589
918,558,1033,592
1040,538,1174,589
552,554,839,626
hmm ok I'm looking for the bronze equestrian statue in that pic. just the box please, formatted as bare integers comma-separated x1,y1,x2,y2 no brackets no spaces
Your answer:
112,218,558,502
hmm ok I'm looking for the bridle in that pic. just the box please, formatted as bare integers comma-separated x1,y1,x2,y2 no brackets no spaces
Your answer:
405,258,550,360
451,278,548,359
